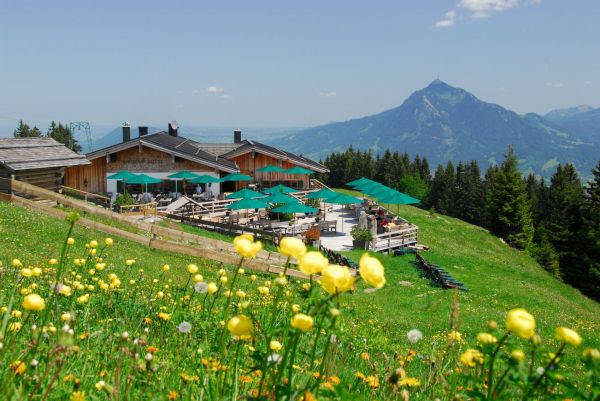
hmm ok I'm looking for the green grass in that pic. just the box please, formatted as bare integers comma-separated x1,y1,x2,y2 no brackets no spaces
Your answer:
0,200,599,400
333,188,600,350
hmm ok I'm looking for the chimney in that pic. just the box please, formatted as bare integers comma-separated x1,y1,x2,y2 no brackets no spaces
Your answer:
138,126,148,137
122,123,131,142
168,121,179,137
234,130,242,144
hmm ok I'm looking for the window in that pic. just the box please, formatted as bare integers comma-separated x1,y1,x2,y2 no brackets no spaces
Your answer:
109,153,117,162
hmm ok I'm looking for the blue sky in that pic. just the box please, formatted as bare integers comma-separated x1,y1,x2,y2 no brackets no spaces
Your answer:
0,0,598,131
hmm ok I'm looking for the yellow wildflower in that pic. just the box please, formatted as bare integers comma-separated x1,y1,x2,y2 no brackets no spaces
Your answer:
291,313,314,332
187,264,198,274
299,252,328,275
320,264,354,295
477,332,497,346
233,234,262,258
278,237,306,259
555,327,582,347
359,253,386,288
460,349,484,367
227,315,253,338
270,340,282,351
506,308,536,339
22,293,45,311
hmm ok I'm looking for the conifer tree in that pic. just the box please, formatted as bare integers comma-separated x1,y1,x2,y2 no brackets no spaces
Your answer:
579,161,600,299
47,121,82,152
486,146,534,250
13,120,42,137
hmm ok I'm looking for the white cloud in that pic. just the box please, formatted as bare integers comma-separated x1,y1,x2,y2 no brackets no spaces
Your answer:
206,86,224,93
318,91,337,97
584,80,592,85
435,10,457,27
458,0,520,18
545,82,564,89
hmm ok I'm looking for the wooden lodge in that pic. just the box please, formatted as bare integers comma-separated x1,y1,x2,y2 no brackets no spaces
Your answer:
0,138,90,193
64,124,328,196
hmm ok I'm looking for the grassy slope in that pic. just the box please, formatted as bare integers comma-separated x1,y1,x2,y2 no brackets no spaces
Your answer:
1,198,599,353
333,188,600,351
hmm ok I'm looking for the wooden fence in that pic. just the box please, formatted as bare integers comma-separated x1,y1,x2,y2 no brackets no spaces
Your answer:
1,178,296,269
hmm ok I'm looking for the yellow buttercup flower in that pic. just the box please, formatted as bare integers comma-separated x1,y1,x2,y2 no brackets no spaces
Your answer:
22,293,45,311
157,312,171,321
89,240,98,248
555,327,582,346
270,340,282,351
233,234,263,258
291,304,300,313
187,264,198,274
477,332,497,346
291,313,314,332
506,308,536,339
125,259,135,266
583,348,600,362
298,252,328,275
12,259,23,268
20,268,33,278
460,349,483,367
67,238,75,245
207,282,218,294
278,237,306,259
104,238,113,246
320,265,354,295
510,349,525,362
358,253,386,288
227,315,253,338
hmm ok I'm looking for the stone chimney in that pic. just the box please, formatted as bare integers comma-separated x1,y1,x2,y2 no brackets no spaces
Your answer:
138,126,148,137
168,121,179,137
122,123,131,142
234,130,242,144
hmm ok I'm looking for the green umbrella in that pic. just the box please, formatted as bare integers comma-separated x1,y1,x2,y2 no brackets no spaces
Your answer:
272,203,317,235
262,193,299,204
256,165,286,173
377,193,420,215
167,170,201,180
221,172,253,182
305,188,335,199
107,171,137,194
167,171,201,194
285,166,314,175
225,188,264,199
367,186,398,198
326,192,362,231
107,170,136,180
127,174,162,194
346,177,375,187
356,181,387,193
263,184,296,194
188,174,222,184
226,198,270,210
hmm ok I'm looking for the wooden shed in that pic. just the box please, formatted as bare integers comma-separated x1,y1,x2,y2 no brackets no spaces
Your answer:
0,138,90,193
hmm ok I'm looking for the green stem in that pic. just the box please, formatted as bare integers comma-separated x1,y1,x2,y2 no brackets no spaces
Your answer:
522,343,566,401
486,332,509,400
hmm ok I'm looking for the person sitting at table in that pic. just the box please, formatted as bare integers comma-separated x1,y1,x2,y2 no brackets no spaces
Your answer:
378,217,389,233
377,208,385,217
195,184,203,196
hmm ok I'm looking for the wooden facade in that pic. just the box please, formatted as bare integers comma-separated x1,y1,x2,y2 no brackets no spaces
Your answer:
65,145,223,194
230,153,311,189
0,138,90,193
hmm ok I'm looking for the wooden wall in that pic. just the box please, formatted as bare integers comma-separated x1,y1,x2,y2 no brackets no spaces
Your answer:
230,152,309,188
64,158,107,193
64,145,222,194
0,166,65,192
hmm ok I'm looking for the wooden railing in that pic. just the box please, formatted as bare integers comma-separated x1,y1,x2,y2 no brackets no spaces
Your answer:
310,178,330,190
60,185,111,208
371,225,419,255
118,201,158,217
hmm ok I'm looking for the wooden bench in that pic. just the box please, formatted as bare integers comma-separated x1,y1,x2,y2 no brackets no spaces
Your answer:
316,220,337,233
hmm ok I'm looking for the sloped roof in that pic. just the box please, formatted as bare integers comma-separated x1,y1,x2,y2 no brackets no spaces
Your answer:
195,143,243,157
0,138,90,171
86,132,239,173
221,139,328,173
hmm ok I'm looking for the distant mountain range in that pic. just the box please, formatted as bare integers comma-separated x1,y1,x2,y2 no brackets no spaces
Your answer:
266,80,599,178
